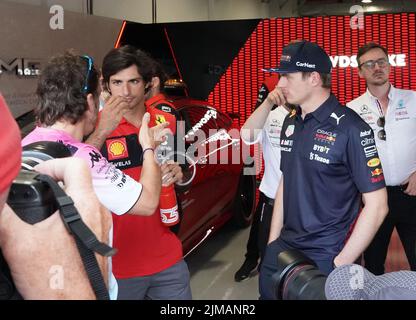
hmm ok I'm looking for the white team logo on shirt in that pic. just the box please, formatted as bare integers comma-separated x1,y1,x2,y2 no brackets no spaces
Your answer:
330,112,345,125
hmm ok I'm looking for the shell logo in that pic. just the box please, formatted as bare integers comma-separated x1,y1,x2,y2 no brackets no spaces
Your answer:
367,158,381,167
109,141,125,156
106,137,128,160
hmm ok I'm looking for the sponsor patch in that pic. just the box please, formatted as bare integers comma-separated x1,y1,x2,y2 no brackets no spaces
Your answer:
367,158,381,167
364,115,375,122
395,117,410,121
314,129,337,145
296,61,315,69
281,146,292,152
161,105,172,113
361,137,375,146
364,145,378,158
360,130,371,137
106,138,128,160
360,105,369,113
285,124,295,137
371,168,383,176
155,114,166,125
395,110,408,117
313,144,330,154
281,139,293,146
371,175,384,183
330,112,345,125
309,152,330,164
89,150,102,168
397,99,405,109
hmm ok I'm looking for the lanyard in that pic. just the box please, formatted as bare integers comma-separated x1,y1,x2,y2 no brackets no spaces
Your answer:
375,99,384,117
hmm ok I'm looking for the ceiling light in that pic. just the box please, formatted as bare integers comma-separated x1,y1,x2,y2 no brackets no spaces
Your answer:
362,0,373,3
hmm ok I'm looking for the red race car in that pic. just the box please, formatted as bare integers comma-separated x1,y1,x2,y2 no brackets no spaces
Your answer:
168,96,257,255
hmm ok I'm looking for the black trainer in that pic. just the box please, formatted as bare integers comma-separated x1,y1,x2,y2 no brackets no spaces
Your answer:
234,259,258,282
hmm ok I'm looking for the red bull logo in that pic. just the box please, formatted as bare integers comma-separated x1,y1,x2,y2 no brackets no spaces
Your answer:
371,168,383,176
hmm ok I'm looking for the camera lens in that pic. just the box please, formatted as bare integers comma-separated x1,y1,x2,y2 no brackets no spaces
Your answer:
272,249,327,300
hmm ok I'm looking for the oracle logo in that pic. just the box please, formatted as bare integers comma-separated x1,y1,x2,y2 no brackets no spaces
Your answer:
329,54,406,68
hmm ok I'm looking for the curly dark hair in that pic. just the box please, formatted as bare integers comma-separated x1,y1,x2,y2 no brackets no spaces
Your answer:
35,51,99,126
102,45,155,92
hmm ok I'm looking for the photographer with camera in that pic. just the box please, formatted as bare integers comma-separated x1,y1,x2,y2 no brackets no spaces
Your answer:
259,40,389,300
0,94,112,299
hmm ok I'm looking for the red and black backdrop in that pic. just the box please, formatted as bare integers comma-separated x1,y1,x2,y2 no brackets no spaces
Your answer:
119,13,416,127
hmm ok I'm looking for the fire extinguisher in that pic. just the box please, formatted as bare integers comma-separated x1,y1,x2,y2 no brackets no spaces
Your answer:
159,184,179,226
146,103,179,227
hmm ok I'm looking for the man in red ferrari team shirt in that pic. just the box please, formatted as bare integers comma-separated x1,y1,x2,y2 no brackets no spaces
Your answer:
90,46,191,300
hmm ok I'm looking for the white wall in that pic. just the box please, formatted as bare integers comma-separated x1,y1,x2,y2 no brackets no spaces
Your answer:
269,0,298,18
2,0,296,23
0,0,121,118
93,0,272,23
93,0,153,23
208,0,269,21
1,0,87,13
158,0,209,22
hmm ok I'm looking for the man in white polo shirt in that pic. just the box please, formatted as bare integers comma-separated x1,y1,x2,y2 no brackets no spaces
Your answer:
235,74,289,282
347,42,416,275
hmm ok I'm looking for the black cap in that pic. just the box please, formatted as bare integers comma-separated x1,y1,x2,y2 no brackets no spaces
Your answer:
263,40,332,74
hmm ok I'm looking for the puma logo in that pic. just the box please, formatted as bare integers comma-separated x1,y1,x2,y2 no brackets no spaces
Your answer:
330,112,345,125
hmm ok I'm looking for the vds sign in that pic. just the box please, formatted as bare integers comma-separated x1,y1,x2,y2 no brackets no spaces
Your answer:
0,58,41,76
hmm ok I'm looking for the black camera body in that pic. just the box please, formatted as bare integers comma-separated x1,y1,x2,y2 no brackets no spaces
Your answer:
6,141,72,224
7,170,57,225
272,249,327,300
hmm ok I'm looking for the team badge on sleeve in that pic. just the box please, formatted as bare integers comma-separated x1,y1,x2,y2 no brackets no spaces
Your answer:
155,114,166,125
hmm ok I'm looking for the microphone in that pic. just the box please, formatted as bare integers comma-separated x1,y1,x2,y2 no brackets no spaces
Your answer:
325,264,416,300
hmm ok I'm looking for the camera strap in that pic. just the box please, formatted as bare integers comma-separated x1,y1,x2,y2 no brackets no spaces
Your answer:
37,174,116,300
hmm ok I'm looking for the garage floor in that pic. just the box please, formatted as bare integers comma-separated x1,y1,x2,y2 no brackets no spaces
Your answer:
186,223,411,300
185,223,259,300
